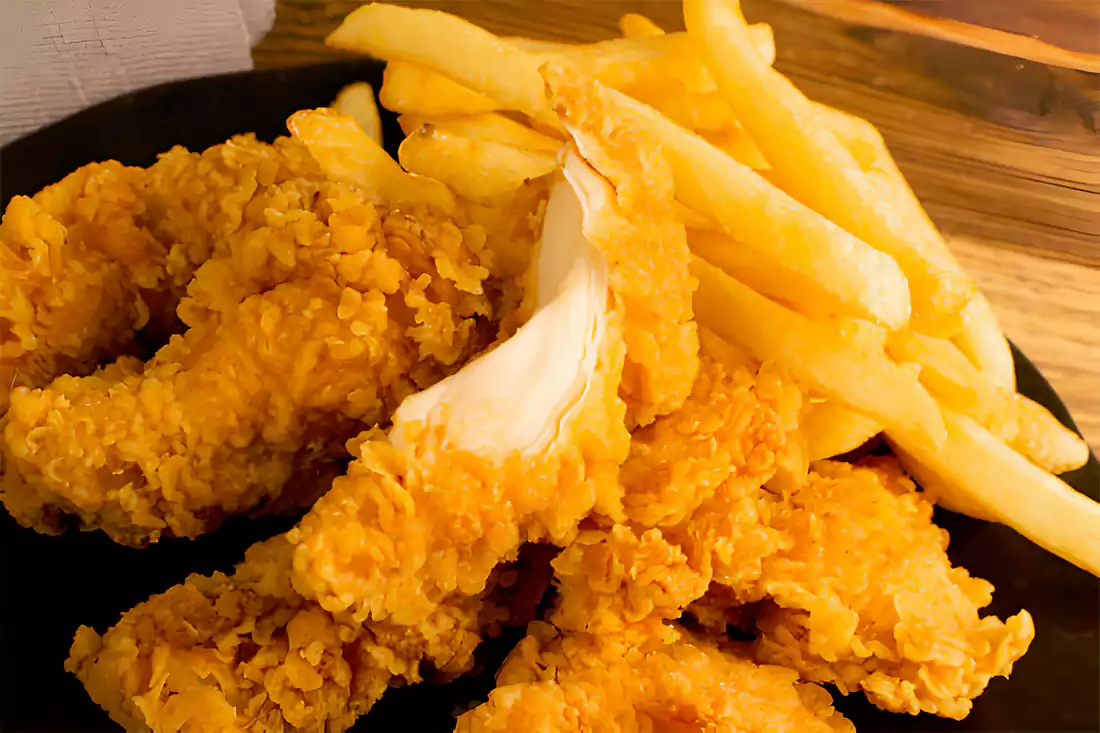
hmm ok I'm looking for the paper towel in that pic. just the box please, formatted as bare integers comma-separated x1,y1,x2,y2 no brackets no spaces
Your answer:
0,0,275,145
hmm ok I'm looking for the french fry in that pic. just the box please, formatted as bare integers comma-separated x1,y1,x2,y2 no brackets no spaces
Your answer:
990,394,1091,475
332,81,383,145
684,0,972,332
555,27,775,93
803,398,882,461
504,37,576,54
542,66,910,330
379,60,501,117
954,294,1016,391
887,330,998,420
287,108,456,213
698,325,758,372
398,112,564,153
888,331,1087,474
328,3,558,127
631,88,768,169
689,227,871,320
397,126,557,204
691,256,946,452
833,317,888,355
619,13,666,39
891,409,1100,576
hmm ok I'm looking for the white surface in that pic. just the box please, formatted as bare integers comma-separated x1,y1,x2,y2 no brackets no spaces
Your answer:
0,0,275,146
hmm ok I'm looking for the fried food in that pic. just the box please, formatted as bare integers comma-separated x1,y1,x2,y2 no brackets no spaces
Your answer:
683,0,973,332
289,115,699,628
456,622,853,733
712,459,1032,719
541,334,1031,720
16,0,1098,728
66,533,484,733
2,176,502,544
549,353,800,634
0,136,325,409
332,81,384,145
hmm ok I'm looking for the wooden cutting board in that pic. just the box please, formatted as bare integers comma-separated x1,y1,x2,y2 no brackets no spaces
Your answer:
254,0,1100,446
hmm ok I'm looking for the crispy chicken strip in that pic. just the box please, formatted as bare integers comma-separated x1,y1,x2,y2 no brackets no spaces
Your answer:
66,533,484,733
287,82,702,630
1,182,502,544
455,622,853,733
0,136,324,407
746,459,1035,720
550,354,800,633
545,350,1032,718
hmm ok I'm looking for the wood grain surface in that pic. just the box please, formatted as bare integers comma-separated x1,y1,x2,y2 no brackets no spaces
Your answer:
254,0,1100,446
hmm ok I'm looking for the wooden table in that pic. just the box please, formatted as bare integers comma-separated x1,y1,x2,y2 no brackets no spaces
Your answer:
255,0,1100,446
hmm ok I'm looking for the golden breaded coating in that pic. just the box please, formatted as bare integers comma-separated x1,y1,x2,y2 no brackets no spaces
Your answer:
288,105,704,634
549,356,799,633
66,535,483,733
620,355,801,529
0,136,325,408
1,185,500,544
288,343,630,628
749,459,1035,720
543,61,699,426
0,163,163,406
544,353,1031,719
456,622,853,733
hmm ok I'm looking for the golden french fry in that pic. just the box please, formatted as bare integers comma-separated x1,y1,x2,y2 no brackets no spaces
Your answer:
891,409,1100,576
398,112,564,153
332,82,383,145
630,87,768,169
698,325,758,372
505,37,575,54
556,26,774,93
803,398,882,461
954,294,1016,391
689,227,893,323
620,13,665,39
684,0,972,332
287,108,456,213
397,126,557,204
691,256,945,452
833,318,888,355
888,331,1087,474
813,101,977,339
990,394,1090,475
329,3,558,127
812,102,881,169
379,60,501,117
541,68,909,330
887,331,998,420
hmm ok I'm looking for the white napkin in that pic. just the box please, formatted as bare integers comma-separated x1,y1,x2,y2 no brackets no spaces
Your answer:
0,0,275,146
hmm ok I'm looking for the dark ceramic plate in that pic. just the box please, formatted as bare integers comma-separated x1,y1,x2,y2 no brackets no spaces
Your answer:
0,61,1097,733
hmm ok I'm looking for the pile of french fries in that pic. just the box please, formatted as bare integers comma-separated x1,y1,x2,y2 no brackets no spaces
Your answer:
323,0,1097,576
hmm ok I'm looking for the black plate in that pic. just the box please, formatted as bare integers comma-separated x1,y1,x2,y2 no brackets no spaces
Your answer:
1,61,1097,733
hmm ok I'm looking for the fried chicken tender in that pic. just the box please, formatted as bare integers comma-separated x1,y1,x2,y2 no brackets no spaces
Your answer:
2,181,501,544
550,354,800,633
542,60,699,427
0,163,162,408
747,459,1035,720
545,346,1031,718
287,90,702,632
66,533,484,733
456,622,853,733
0,136,324,407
